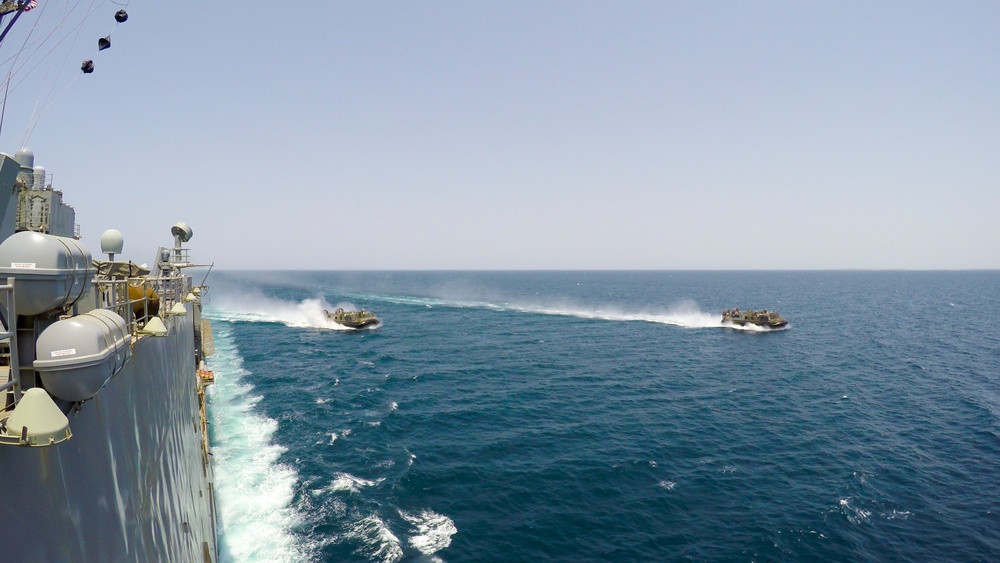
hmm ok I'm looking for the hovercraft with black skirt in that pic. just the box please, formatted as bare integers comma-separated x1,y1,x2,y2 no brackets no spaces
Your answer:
325,307,380,329
722,308,788,329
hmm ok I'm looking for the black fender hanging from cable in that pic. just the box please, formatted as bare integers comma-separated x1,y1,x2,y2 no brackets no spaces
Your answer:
83,8,129,73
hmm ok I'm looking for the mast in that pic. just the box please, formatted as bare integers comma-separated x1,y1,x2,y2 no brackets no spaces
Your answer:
0,2,30,46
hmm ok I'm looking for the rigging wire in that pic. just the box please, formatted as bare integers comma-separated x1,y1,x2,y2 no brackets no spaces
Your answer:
20,0,102,145
3,3,92,85
0,1,44,141
0,71,10,139
19,70,78,145
0,0,131,146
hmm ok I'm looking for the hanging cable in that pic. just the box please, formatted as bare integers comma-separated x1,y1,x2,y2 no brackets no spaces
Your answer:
0,0,44,142
0,70,10,139
17,0,132,146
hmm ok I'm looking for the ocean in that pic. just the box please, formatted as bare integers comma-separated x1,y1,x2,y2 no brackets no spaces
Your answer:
203,271,1000,562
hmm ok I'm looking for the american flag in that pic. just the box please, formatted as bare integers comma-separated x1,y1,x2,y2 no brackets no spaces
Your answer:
22,0,38,12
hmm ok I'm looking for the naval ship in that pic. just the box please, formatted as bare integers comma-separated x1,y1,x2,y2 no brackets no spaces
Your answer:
0,3,219,559
0,148,219,560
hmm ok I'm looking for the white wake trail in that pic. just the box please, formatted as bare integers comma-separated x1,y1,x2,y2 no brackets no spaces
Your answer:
206,323,310,562
207,292,371,330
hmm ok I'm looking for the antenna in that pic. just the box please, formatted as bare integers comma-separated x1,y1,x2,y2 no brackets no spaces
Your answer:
170,222,193,264
100,229,123,261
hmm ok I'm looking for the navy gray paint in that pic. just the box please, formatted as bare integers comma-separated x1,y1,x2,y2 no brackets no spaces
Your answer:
0,149,218,561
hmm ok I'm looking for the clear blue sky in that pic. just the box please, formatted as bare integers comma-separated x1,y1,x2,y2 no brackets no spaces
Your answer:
1,1,997,269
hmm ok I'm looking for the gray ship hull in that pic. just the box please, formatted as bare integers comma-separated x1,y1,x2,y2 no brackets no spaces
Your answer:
0,305,217,561
0,7,221,559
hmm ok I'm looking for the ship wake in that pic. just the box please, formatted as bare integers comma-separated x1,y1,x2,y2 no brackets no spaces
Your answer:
354,293,771,331
504,299,760,329
206,323,311,562
207,291,372,330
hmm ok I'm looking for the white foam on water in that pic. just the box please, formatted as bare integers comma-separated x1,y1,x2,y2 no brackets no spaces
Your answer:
837,497,872,524
304,288,785,332
206,323,309,562
363,292,779,331
400,509,458,555
321,473,386,494
240,286,787,332
207,291,365,330
502,298,725,328
852,470,874,484
347,514,404,563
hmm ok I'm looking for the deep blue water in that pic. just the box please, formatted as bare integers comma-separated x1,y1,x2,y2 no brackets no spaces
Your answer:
204,271,1000,562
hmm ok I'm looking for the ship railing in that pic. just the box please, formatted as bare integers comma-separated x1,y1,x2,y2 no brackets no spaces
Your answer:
170,247,191,265
95,278,142,329
95,273,192,332
151,273,191,313
0,277,22,401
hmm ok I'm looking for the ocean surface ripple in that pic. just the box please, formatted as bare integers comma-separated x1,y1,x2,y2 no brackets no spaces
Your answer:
205,271,1000,562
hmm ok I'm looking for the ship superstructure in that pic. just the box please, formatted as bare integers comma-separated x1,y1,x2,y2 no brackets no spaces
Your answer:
0,148,218,560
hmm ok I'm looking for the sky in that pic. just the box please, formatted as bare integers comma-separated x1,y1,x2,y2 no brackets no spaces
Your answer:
0,1,997,270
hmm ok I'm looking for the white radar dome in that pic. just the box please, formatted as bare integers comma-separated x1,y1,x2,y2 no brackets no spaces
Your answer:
101,229,124,256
